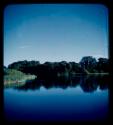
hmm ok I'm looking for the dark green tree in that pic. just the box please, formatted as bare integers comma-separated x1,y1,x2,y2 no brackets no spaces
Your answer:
79,56,97,73
96,58,109,73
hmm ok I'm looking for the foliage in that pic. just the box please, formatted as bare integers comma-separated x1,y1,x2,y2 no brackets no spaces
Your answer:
8,60,40,74
7,56,109,79
96,58,109,73
79,56,97,72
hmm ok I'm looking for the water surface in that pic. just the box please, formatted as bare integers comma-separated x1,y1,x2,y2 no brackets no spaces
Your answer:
4,75,109,122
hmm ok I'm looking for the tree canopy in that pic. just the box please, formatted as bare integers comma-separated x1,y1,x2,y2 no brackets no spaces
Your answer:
7,56,109,79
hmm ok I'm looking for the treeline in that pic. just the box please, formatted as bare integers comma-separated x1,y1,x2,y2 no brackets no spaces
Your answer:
7,56,109,78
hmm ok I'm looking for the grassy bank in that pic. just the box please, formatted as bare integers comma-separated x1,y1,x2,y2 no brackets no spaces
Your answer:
4,69,36,88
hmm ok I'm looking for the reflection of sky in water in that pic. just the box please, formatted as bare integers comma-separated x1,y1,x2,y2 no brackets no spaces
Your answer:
4,87,108,121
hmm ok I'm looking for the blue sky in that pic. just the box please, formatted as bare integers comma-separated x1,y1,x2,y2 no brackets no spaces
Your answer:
4,4,108,66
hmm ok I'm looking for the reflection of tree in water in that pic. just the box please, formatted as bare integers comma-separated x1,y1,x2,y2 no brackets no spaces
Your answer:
14,75,109,92
80,76,98,93
80,75,109,93
14,76,81,91
97,75,109,90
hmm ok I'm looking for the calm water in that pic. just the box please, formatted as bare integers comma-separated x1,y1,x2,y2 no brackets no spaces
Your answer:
4,75,109,122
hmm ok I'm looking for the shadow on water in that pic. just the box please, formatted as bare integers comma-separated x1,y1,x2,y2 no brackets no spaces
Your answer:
14,75,109,93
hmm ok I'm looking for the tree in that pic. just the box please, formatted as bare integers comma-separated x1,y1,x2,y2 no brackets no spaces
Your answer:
8,60,40,74
97,58,109,73
79,56,97,73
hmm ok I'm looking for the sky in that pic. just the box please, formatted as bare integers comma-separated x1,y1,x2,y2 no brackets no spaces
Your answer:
4,4,108,66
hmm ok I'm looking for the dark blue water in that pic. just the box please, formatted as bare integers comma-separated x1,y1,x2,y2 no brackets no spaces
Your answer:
4,76,109,122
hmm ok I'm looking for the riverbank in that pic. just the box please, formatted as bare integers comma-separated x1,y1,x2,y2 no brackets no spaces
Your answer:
4,69,37,88
86,72,109,75
70,72,109,76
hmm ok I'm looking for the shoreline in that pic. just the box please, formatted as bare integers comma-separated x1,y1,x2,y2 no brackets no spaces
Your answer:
70,72,109,76
4,75,37,88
